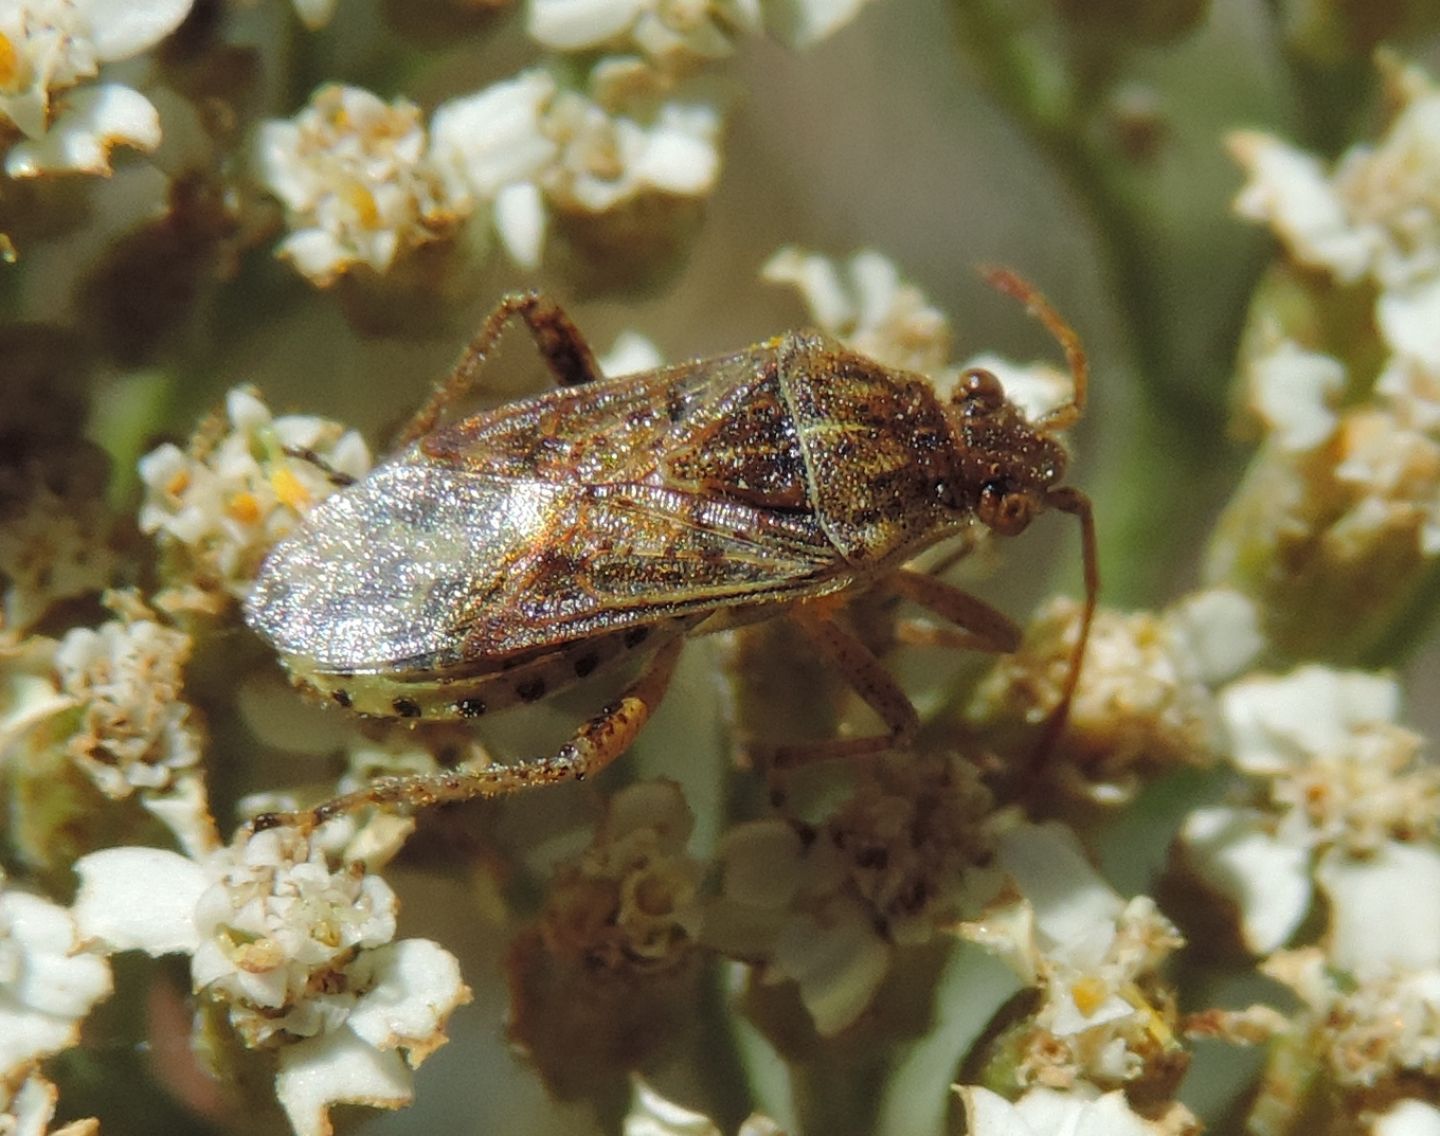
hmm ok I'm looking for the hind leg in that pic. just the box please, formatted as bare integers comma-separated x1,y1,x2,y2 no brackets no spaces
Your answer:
249,638,683,835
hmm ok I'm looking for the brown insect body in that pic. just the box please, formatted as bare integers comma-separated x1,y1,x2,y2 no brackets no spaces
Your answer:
243,280,1094,832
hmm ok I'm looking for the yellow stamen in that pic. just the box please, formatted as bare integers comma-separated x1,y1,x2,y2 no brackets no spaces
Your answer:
0,33,20,93
226,491,261,525
1070,975,1109,1017
270,465,311,511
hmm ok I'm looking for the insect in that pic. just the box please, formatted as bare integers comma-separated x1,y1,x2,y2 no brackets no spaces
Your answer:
244,270,1097,833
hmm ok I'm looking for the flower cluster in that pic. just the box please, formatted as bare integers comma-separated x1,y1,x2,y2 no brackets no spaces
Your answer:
968,589,1262,801
704,751,992,1034
0,869,112,1088
535,780,703,972
1230,56,1440,362
50,600,202,802
1216,56,1440,658
0,1068,97,1136
73,828,470,1136
251,85,458,286
506,781,705,1095
1264,948,1440,1092
254,67,724,284
0,0,191,177
1179,666,1440,958
1,593,216,861
138,387,370,616
0,459,116,641
960,822,1186,1094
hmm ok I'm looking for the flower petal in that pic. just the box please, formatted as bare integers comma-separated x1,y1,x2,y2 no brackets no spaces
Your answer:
1179,805,1313,954
82,0,194,60
72,847,205,955
773,897,891,1035
1317,841,1440,973
275,1029,414,1136
346,939,470,1065
1374,1099,1440,1136
5,84,161,177
993,822,1123,950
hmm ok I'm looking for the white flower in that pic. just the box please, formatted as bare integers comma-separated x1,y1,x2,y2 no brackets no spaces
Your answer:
1222,667,1433,852
429,64,724,270
1207,337,1440,642
137,386,370,613
0,869,112,1081
1332,392,1440,558
73,830,470,1136
0,0,191,177
1229,130,1374,282
52,612,197,793
1179,666,1440,957
0,1069,97,1136
959,822,1184,1089
969,591,1259,802
529,0,763,68
1374,1099,1440,1136
763,246,954,376
703,751,991,1034
539,780,703,970
543,69,723,212
599,329,665,376
956,1084,1182,1136
624,1077,785,1136
1263,947,1440,1091
428,70,560,269
1229,59,1440,364
252,84,460,285
1315,840,1440,975
1245,338,1346,452
0,463,115,639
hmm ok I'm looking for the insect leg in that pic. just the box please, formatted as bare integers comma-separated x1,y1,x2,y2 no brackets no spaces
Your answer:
280,445,357,488
884,569,1021,653
248,638,683,835
397,292,603,445
765,604,920,770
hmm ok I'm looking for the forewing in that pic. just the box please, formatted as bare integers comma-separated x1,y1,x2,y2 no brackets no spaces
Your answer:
246,458,844,676
245,459,564,674
456,481,843,657
421,345,783,486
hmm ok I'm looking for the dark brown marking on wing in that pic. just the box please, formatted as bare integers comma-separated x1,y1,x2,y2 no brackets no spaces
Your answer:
418,345,786,487
660,363,809,509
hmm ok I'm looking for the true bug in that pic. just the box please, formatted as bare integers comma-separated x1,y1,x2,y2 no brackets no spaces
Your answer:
244,270,1097,832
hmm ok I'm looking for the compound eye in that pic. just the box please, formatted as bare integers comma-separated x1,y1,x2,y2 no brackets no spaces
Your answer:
960,368,1005,410
978,479,1033,536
